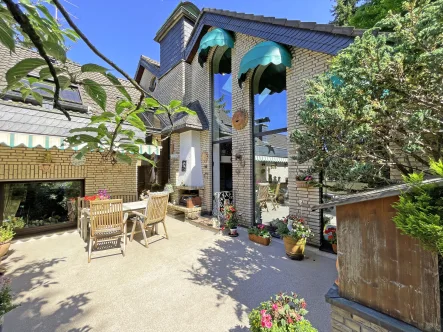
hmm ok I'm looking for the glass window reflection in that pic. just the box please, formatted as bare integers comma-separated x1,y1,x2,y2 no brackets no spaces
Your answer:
254,89,287,131
213,73,232,141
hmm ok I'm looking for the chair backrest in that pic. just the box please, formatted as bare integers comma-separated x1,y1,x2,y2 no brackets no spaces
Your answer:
89,199,124,236
144,192,169,225
274,182,281,196
110,192,138,203
77,197,91,226
257,184,270,202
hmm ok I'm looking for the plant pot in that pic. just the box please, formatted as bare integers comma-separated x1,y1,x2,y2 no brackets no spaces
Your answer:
0,241,11,258
332,243,337,254
248,234,271,246
283,237,306,260
230,227,238,235
295,181,311,189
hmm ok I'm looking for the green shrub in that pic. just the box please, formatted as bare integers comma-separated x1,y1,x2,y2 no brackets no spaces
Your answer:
0,216,25,243
392,160,443,255
0,278,19,317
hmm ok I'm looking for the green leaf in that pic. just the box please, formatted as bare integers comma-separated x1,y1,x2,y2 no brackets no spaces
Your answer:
155,109,167,115
39,66,62,80
69,127,102,134
169,100,182,109
69,134,101,144
58,76,71,90
145,98,160,108
6,58,47,88
20,87,31,101
36,4,58,26
63,28,80,42
121,129,135,139
175,106,196,115
138,154,156,166
115,152,132,164
31,91,43,104
42,41,66,63
126,114,146,132
118,143,140,153
0,18,15,52
106,73,132,101
115,99,134,115
90,112,115,124
82,79,107,110
81,63,108,74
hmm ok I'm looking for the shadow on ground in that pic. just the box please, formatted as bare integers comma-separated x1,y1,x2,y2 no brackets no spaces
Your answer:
183,237,335,331
3,256,92,332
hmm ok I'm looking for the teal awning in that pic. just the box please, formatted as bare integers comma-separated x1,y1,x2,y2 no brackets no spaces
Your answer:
198,28,234,66
238,41,292,94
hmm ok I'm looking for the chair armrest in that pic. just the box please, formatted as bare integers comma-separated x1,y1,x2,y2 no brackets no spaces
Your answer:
123,213,129,224
131,211,146,220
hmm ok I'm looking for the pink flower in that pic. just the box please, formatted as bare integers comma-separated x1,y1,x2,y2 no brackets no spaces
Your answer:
264,320,272,328
260,310,266,315
272,303,278,310
300,300,307,309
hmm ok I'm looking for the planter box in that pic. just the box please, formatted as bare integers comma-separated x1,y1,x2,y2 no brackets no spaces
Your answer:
295,180,312,189
248,233,271,246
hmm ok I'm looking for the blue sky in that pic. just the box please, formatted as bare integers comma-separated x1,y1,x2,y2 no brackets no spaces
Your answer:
63,0,333,78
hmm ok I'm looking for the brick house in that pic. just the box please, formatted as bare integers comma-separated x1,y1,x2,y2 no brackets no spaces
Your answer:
134,1,364,247
0,45,160,234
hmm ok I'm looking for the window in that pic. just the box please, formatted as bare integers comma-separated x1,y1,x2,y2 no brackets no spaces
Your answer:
254,88,288,225
213,73,232,141
149,77,158,92
11,77,83,105
0,180,83,231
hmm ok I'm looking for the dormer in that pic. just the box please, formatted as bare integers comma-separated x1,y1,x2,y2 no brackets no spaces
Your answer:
155,2,200,76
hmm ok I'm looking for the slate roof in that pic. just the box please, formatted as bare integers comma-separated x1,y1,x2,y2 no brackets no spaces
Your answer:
161,100,209,133
0,100,145,139
139,55,160,77
0,44,161,136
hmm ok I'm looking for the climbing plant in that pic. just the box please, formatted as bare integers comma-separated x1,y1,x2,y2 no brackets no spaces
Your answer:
0,0,194,164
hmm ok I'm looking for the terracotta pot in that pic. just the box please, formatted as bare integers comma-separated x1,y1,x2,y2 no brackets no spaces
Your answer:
332,243,337,254
0,241,11,258
295,181,311,189
248,233,271,246
283,237,306,260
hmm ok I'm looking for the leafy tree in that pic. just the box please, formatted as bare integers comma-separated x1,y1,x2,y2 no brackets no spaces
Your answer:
393,159,443,255
331,0,359,26
350,0,405,28
292,0,443,187
0,0,194,165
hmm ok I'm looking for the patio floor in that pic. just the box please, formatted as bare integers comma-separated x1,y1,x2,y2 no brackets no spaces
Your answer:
2,216,336,332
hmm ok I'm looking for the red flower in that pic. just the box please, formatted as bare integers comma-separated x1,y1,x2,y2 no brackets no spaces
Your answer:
300,300,307,309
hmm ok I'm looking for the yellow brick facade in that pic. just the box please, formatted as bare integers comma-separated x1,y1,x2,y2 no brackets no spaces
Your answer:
0,146,137,196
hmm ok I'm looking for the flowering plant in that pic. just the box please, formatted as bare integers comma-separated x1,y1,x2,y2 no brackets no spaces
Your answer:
277,215,314,241
248,224,271,238
0,277,19,317
84,195,99,201
323,228,337,244
224,205,238,229
249,292,317,331
97,189,110,200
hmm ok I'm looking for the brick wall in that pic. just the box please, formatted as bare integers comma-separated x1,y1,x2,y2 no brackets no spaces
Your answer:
331,304,389,332
287,48,332,246
0,146,137,196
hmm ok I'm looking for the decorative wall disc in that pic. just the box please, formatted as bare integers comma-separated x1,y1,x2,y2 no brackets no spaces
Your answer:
232,109,248,130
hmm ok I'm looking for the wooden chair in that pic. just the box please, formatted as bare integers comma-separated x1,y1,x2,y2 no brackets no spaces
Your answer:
77,197,91,235
109,192,138,203
257,183,270,212
130,192,169,248
88,199,128,263
270,182,281,211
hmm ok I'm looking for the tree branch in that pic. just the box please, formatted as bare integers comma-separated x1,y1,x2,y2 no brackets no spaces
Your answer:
4,0,71,120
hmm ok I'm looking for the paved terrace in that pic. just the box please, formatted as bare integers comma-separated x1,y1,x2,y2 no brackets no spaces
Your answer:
3,217,336,332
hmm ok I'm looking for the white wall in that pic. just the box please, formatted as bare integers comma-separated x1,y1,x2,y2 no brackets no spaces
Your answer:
177,131,204,187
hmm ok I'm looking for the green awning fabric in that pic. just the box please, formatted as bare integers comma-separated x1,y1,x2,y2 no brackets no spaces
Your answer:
198,28,235,66
238,41,292,94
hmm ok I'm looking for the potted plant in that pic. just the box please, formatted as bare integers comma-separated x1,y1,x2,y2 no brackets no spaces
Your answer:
277,215,313,260
0,216,25,258
295,172,316,188
324,227,337,253
0,277,19,329
248,224,271,246
224,204,238,236
248,292,317,331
